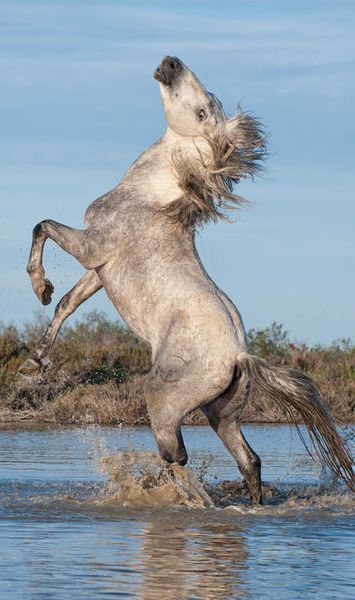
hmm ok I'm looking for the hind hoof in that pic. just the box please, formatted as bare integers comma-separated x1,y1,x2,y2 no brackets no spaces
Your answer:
18,357,42,378
250,491,263,506
18,356,52,378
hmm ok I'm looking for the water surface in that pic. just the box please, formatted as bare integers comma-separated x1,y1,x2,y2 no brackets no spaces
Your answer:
0,424,354,599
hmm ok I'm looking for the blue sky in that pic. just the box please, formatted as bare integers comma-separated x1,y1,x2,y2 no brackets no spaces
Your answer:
1,0,354,344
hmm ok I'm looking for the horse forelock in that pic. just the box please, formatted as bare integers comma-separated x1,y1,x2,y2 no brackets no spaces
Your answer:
160,109,267,229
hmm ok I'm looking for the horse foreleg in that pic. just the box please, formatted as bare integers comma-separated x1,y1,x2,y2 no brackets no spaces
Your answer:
27,220,106,304
19,270,102,377
203,373,262,505
37,269,102,358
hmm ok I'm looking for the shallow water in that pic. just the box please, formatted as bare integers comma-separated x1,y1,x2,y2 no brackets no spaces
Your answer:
0,424,354,599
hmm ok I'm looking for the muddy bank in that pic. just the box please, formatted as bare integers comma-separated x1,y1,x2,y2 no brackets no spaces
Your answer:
1,313,354,426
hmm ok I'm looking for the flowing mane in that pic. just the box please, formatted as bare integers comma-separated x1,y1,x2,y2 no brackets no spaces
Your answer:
160,110,267,229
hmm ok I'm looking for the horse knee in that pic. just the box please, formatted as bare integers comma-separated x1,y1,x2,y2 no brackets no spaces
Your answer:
32,221,46,239
31,220,55,243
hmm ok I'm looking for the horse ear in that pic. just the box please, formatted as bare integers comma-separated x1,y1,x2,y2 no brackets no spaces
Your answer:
225,111,265,150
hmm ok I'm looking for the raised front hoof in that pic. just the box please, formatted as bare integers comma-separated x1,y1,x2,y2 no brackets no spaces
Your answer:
18,356,52,379
36,278,54,305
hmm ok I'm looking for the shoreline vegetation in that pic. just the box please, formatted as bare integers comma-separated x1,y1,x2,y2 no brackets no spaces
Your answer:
0,311,354,427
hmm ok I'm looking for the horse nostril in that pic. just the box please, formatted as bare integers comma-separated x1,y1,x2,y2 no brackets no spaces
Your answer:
165,56,182,72
155,56,182,85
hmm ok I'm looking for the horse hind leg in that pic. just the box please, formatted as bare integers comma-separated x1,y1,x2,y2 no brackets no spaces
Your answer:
145,358,190,466
203,371,262,505
218,420,262,506
19,270,102,377
145,353,237,467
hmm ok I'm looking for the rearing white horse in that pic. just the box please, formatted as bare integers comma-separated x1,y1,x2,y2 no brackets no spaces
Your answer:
23,56,354,503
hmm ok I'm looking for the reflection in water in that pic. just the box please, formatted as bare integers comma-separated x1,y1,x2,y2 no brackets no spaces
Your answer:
98,450,249,597
138,518,247,599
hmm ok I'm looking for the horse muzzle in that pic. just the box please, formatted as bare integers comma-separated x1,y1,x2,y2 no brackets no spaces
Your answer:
154,56,183,86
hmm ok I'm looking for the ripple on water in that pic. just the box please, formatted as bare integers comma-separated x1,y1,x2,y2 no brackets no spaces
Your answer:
0,425,354,599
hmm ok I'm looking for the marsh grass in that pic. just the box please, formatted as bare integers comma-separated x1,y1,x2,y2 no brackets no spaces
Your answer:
0,313,354,425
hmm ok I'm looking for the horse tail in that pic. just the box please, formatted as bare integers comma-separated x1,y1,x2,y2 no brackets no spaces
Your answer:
237,353,354,491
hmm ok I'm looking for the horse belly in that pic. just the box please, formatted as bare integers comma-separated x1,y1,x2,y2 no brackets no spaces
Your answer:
97,257,241,366
95,260,166,349
170,301,240,364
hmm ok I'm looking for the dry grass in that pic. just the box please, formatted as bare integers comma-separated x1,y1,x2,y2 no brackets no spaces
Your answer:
243,324,355,423
40,377,148,425
0,314,354,426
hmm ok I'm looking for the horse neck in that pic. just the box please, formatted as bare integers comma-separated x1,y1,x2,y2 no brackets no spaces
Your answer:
118,129,212,220
163,127,212,165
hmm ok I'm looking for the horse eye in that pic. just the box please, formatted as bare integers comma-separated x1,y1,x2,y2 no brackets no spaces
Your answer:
197,108,206,121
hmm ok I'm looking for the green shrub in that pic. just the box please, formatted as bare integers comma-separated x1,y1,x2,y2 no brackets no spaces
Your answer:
247,321,290,360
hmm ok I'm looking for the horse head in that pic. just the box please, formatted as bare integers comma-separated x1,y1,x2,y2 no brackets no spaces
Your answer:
154,56,267,228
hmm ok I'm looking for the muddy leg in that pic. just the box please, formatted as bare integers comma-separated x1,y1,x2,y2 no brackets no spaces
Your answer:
19,270,102,377
203,373,262,505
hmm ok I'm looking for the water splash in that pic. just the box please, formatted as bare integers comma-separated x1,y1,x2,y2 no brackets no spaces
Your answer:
97,450,214,508
79,427,354,513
